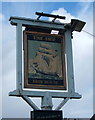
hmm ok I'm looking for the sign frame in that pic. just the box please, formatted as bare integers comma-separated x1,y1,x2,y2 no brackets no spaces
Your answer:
24,31,66,90
9,16,82,111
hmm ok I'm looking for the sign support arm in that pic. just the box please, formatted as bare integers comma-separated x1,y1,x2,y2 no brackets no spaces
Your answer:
22,96,40,110
55,97,70,110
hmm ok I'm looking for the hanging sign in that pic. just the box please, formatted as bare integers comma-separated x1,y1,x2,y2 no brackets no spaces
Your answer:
24,31,66,90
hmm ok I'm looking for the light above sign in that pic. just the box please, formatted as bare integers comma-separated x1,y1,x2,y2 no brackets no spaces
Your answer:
71,19,86,32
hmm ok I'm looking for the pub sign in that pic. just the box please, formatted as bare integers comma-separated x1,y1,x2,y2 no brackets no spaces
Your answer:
24,31,66,90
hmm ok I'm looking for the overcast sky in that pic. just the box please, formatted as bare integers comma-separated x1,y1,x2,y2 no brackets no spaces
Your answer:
1,1,94,119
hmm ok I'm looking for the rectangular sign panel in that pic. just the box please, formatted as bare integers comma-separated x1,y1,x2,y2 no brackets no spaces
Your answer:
24,31,66,90
31,110,63,120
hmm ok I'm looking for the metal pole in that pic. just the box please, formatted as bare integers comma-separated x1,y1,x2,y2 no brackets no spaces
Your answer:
41,92,53,110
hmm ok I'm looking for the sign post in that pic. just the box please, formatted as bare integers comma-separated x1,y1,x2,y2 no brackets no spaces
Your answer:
9,12,86,119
